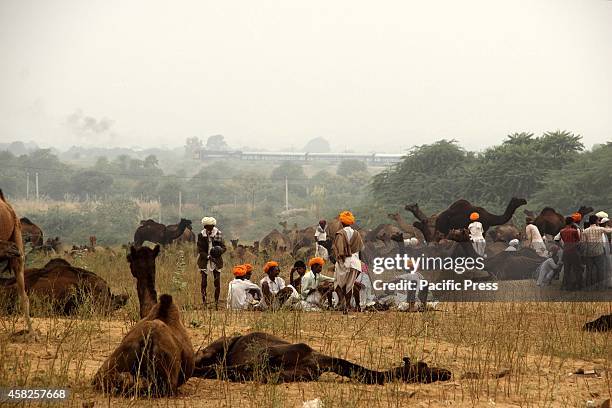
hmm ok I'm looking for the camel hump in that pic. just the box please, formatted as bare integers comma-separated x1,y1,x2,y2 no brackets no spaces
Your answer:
0,189,4,201
44,258,71,268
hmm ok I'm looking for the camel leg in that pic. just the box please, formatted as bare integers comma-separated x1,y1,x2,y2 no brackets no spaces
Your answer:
314,353,386,384
12,255,32,334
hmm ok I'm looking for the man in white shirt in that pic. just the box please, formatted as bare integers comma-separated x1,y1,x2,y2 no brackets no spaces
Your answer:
227,265,262,311
468,212,486,257
301,257,335,309
260,261,299,310
314,220,329,260
525,217,548,257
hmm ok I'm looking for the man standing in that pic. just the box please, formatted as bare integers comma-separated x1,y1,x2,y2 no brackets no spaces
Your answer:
332,210,364,313
581,215,612,290
467,212,486,257
526,217,548,257
559,217,582,290
197,216,226,309
314,220,330,260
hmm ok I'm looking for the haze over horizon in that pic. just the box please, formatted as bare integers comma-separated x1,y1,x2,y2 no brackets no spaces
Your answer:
1,0,611,153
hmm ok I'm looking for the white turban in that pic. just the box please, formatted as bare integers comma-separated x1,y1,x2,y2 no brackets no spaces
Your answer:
595,211,608,219
201,217,217,226
601,218,610,224
509,239,519,246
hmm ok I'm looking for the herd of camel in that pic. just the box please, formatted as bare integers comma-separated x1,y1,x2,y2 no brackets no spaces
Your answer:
1,189,612,396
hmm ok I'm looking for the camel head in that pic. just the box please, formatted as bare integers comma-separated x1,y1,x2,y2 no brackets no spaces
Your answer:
509,197,527,210
404,203,419,213
178,218,192,229
389,232,404,243
127,244,160,280
395,357,452,383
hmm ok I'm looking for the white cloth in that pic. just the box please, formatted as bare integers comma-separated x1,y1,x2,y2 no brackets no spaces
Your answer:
536,257,561,286
201,227,221,273
526,224,548,257
227,278,261,310
315,244,329,260
350,272,376,309
201,217,217,226
300,270,334,307
314,225,327,242
468,222,485,241
259,275,299,308
334,227,362,291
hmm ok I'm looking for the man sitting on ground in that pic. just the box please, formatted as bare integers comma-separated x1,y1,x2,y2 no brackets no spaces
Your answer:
227,265,262,311
260,261,299,310
290,260,307,292
300,257,335,310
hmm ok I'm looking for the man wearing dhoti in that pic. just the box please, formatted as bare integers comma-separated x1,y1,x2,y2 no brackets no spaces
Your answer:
332,210,364,313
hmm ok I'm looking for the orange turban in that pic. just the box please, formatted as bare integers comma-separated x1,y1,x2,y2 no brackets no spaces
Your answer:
232,265,247,277
308,257,325,267
571,212,582,223
263,261,279,273
339,211,355,225
469,212,479,221
243,263,253,273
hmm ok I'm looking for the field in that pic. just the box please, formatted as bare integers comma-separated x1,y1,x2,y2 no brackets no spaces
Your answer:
1,245,611,407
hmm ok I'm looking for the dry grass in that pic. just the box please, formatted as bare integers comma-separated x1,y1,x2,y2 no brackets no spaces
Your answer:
0,245,611,407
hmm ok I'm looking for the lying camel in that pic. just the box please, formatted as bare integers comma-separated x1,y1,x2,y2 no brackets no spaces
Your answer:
194,332,451,384
92,294,195,396
0,258,128,315
583,314,612,332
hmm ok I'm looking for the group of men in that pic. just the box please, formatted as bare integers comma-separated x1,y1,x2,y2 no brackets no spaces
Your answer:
197,211,374,313
537,212,612,291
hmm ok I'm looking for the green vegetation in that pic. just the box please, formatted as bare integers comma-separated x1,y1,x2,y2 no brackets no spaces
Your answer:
1,130,609,245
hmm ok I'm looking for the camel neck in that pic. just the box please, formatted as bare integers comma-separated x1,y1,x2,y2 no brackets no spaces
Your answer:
137,275,157,318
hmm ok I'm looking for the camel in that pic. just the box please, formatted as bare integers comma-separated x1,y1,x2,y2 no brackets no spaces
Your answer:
127,244,160,319
133,218,192,246
1,258,128,315
388,212,426,242
260,229,292,253
94,245,194,396
523,206,593,236
19,217,43,247
486,224,521,243
435,197,527,236
229,239,259,264
0,190,32,336
583,314,612,332
405,203,441,243
365,224,403,242
175,226,196,244
484,248,545,280
92,294,195,396
194,332,451,384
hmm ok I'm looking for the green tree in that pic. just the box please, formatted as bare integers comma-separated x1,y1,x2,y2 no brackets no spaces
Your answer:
337,159,367,176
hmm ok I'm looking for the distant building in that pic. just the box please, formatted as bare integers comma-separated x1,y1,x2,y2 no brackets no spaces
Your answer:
197,149,403,164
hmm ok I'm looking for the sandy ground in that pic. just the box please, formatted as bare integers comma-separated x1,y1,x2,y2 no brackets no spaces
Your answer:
1,302,611,408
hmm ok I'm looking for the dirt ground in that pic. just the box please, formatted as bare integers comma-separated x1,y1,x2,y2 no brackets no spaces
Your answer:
1,248,610,407
1,302,611,408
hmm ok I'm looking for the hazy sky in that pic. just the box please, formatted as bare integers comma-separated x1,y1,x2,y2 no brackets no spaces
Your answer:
1,0,611,152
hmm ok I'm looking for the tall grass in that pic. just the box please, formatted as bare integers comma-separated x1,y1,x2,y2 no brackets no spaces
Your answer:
0,245,610,407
